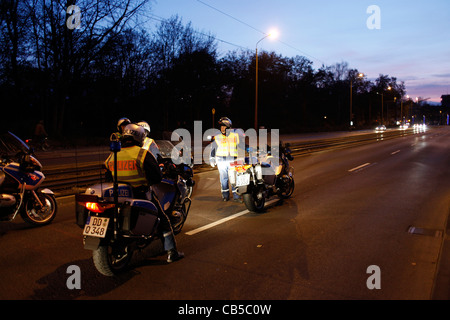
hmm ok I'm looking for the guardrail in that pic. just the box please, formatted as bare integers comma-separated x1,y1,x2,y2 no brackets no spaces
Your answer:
42,128,424,196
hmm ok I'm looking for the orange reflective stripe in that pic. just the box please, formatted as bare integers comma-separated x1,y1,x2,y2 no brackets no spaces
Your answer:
107,160,137,171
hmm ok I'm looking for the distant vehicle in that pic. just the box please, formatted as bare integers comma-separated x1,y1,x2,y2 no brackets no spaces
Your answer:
399,123,410,130
375,125,386,132
413,123,427,131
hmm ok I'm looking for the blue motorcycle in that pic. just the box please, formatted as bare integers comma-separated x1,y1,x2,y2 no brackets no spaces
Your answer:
0,132,57,226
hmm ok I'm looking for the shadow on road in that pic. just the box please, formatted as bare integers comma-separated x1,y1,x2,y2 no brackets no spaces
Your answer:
30,258,138,300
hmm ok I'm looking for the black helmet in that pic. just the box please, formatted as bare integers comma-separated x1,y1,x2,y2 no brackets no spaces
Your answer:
218,117,232,128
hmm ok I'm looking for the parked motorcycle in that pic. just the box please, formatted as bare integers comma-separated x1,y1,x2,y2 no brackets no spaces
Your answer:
229,142,294,212
75,139,194,276
0,132,57,226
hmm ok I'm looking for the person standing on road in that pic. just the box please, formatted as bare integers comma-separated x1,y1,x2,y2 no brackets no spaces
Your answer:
209,117,242,202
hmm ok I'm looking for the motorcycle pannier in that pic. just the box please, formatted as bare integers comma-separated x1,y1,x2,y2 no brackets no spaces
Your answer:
121,200,159,237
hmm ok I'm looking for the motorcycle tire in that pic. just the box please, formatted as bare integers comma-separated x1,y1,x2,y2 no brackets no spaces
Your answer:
243,192,265,213
278,176,295,199
21,193,57,226
93,244,133,276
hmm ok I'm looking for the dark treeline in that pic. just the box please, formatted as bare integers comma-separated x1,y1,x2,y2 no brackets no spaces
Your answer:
1,0,438,144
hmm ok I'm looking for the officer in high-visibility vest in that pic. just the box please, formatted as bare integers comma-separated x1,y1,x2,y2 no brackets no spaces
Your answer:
210,117,242,202
110,117,131,141
105,123,184,263
137,120,162,162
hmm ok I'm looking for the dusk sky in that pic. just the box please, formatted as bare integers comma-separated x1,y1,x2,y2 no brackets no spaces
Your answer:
148,0,450,103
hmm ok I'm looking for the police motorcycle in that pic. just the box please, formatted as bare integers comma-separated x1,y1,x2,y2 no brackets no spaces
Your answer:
228,142,294,212
0,132,57,226
75,138,193,276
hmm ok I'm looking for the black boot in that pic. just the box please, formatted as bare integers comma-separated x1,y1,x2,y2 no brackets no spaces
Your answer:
167,249,184,263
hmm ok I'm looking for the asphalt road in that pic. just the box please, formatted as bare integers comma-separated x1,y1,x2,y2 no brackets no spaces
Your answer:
1,127,449,302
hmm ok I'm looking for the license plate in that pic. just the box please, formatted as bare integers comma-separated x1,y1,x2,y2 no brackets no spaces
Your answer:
83,216,109,238
236,173,250,187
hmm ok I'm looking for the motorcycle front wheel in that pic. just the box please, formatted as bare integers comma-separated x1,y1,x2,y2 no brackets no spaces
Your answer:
278,176,295,199
93,244,133,276
21,193,57,226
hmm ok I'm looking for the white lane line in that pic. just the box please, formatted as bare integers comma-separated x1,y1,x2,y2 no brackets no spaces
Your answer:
185,199,279,236
391,150,401,155
348,162,371,173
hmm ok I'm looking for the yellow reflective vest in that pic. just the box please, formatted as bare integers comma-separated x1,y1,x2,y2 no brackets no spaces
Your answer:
105,145,148,188
142,137,161,160
214,132,239,157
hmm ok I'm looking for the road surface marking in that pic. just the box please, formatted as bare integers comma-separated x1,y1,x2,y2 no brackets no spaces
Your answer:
185,199,279,236
391,150,401,155
348,163,371,172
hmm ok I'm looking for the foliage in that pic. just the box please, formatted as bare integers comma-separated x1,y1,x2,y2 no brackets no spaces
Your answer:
0,2,435,140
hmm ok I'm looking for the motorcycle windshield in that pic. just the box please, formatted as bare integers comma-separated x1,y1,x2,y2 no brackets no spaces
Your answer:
0,131,30,157
155,140,177,159
156,139,192,165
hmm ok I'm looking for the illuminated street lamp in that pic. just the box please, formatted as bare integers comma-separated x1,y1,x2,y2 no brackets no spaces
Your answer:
255,29,278,130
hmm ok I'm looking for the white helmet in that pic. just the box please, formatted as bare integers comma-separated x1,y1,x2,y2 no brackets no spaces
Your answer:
122,123,146,146
117,117,131,132
218,117,232,128
137,121,150,136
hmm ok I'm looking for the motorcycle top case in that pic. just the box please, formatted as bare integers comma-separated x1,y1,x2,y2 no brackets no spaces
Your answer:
121,199,159,237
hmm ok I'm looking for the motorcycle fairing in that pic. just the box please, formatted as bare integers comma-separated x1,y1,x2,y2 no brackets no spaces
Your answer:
2,162,44,189
151,179,176,212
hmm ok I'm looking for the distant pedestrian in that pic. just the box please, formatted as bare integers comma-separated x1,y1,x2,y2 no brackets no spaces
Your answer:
34,120,48,141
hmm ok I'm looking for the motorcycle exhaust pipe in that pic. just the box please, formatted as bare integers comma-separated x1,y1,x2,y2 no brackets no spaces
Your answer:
0,194,16,207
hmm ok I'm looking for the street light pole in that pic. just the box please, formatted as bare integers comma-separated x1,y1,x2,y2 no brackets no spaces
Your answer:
255,35,270,130
349,73,364,129
254,30,278,130
377,86,391,126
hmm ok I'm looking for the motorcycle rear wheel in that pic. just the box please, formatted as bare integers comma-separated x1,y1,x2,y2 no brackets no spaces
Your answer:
243,191,265,213
21,193,57,226
93,244,133,276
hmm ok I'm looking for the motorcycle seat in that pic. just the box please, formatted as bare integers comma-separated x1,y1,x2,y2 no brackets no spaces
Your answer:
260,162,271,168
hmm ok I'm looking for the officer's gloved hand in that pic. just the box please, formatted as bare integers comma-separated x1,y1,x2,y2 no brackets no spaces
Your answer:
209,158,216,167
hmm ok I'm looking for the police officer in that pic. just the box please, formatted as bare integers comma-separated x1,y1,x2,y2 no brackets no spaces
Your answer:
111,117,131,141
210,117,242,202
137,120,162,162
105,123,184,263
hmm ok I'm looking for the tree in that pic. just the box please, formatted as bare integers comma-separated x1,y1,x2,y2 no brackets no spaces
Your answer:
1,0,152,136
